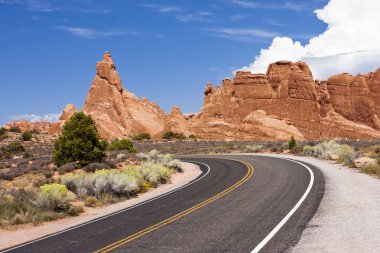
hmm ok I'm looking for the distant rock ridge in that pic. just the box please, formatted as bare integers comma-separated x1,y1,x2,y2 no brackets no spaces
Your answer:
5,52,380,141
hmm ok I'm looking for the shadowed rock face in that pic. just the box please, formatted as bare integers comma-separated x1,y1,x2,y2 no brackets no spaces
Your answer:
192,61,380,140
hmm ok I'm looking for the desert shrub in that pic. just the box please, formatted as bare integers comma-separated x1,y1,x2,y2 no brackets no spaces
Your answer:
0,127,6,136
52,112,107,167
140,162,171,184
0,191,61,227
313,140,341,159
83,162,109,173
302,145,315,156
337,144,355,166
288,135,297,150
9,126,21,133
108,139,137,153
244,145,264,153
34,183,75,212
162,131,187,140
0,135,8,141
23,152,32,158
85,196,99,207
6,142,25,153
361,164,380,177
58,162,81,175
132,133,151,141
137,149,182,172
189,134,197,140
30,129,40,134
21,131,32,141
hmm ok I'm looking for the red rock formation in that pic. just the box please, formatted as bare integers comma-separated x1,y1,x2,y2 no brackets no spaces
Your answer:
45,52,380,141
49,104,78,134
327,73,380,129
82,51,167,140
191,61,380,140
4,120,52,133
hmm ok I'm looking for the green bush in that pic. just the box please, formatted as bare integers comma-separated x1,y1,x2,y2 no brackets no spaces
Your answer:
9,126,21,133
0,127,6,136
162,131,187,140
52,112,107,167
3,142,25,158
288,135,297,150
6,142,25,153
132,133,151,141
108,139,137,153
21,131,32,141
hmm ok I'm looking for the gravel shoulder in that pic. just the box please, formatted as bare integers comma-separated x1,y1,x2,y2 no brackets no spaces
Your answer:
249,153,380,253
0,162,201,250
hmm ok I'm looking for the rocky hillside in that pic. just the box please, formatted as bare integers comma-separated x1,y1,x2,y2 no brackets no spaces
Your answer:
5,52,380,141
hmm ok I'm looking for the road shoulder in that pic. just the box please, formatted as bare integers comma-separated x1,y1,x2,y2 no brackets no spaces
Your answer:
247,153,380,253
0,162,201,250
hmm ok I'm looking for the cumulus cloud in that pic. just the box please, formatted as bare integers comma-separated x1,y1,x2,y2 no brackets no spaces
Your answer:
10,114,60,123
239,0,380,79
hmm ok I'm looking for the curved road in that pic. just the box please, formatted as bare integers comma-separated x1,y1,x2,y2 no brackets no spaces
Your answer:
1,155,324,253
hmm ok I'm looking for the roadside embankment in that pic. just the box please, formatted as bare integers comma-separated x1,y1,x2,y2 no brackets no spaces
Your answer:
0,162,201,250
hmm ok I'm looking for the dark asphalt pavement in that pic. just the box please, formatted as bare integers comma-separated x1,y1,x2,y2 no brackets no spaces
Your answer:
1,155,324,253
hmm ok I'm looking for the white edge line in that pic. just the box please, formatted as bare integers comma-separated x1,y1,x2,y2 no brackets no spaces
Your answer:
0,161,211,253
250,157,315,253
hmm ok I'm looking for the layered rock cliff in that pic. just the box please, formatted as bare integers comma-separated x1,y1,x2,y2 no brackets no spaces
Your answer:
192,61,380,140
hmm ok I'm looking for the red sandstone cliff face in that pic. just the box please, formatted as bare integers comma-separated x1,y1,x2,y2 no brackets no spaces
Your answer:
191,61,380,140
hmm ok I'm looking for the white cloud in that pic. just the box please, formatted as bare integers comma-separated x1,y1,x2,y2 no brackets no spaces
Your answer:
55,26,123,39
176,11,213,23
239,0,380,79
204,28,279,42
10,114,60,123
230,0,306,12
139,3,182,13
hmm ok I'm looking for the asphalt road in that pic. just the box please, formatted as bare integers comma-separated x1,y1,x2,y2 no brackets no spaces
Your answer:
1,155,324,253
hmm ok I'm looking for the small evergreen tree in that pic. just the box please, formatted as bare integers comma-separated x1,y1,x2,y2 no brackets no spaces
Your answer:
288,135,297,150
52,112,107,167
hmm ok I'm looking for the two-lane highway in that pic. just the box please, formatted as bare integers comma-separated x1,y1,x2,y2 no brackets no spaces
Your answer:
1,155,324,253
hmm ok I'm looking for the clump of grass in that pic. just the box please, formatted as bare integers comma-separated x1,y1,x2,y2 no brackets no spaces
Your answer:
360,164,380,177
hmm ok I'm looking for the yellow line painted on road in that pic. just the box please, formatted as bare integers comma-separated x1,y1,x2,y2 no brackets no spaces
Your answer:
93,158,254,253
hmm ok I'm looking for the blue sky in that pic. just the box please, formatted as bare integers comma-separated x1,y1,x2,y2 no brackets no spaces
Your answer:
0,0,330,125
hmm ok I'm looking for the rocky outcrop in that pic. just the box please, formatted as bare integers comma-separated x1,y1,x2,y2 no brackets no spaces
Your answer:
48,104,78,134
4,120,52,133
165,106,193,136
192,61,380,140
327,73,380,129
82,51,167,140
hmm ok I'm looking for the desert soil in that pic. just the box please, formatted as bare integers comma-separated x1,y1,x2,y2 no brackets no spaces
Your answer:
0,162,201,250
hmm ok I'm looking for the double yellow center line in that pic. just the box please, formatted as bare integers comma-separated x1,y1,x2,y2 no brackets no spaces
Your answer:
94,158,254,253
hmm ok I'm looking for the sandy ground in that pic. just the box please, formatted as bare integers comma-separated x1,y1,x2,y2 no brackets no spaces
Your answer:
247,153,380,253
0,162,201,250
